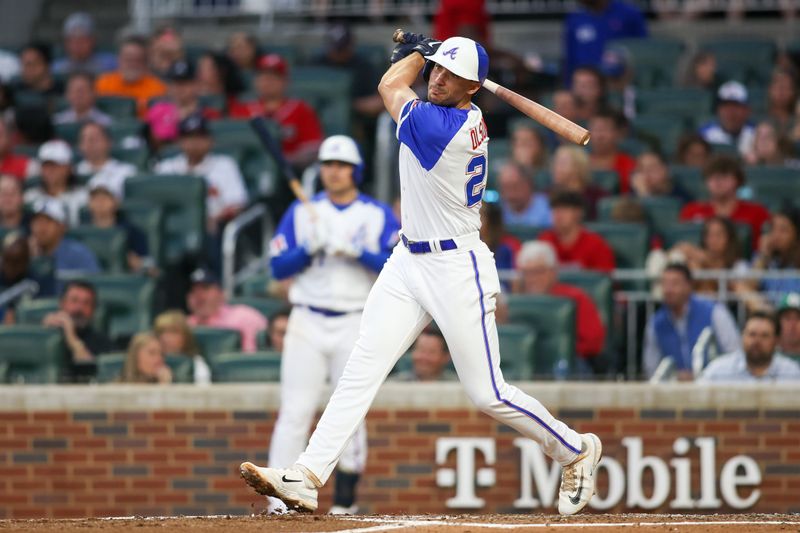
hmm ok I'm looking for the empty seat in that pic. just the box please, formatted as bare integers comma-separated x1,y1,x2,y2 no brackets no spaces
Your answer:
93,275,156,343
636,88,713,127
96,96,137,119
632,116,684,157
586,222,649,269
290,67,352,135
211,351,282,382
497,324,537,381
67,226,128,272
120,200,163,266
0,325,66,383
558,270,613,330
748,167,800,206
505,294,575,378
670,165,706,201
611,37,685,88
192,327,242,363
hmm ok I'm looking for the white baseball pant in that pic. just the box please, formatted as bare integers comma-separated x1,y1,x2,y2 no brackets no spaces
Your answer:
296,233,582,485
269,306,367,474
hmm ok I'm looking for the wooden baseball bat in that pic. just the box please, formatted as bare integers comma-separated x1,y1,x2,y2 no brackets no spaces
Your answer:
392,29,590,146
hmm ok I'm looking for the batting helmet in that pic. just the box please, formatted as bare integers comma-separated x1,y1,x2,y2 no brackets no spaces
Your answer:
426,36,489,84
318,135,364,185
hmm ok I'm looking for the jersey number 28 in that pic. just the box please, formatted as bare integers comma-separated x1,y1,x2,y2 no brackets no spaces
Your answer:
465,154,487,208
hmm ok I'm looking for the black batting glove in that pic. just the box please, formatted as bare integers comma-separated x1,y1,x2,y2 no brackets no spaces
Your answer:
390,42,418,64
412,37,442,58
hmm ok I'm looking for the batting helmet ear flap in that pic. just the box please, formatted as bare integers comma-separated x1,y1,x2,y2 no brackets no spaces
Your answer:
422,60,434,83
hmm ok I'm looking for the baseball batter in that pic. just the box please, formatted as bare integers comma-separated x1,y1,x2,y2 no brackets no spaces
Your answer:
241,35,602,516
266,134,399,514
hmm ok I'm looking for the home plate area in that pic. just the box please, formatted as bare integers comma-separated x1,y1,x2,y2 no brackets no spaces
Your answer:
2,514,799,533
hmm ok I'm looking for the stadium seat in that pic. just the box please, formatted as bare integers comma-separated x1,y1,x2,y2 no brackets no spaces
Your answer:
747,167,800,206
124,174,206,263
497,324,537,381
54,122,82,145
237,273,272,297
505,294,575,378
0,325,66,383
120,200,163,266
701,38,775,87
66,226,127,273
586,222,649,269
290,67,352,135
92,275,156,343
632,116,684,157
15,298,108,332
640,196,683,237
96,353,195,383
505,224,543,243
636,88,713,128
670,165,706,201
210,351,282,382
112,145,148,171
590,170,620,195
661,222,703,248
237,146,280,199
229,296,285,321
109,120,145,143
611,37,685,88
198,93,226,114
558,270,612,329
96,96,137,119
192,327,242,363
28,256,55,286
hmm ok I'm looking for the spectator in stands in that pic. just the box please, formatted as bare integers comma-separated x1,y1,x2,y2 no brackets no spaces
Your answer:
744,121,797,167
96,36,167,118
552,89,581,127
14,105,54,146
24,141,87,227
186,267,267,353
699,81,756,157
29,199,99,281
76,122,136,190
676,133,712,169
680,155,770,249
266,308,290,353
777,293,800,360
601,45,636,120
538,191,616,272
515,241,606,366
155,113,248,235
43,280,113,380
149,26,185,78
433,0,490,43
0,119,37,181
230,54,323,168
12,42,62,103
742,206,800,306
682,51,719,91
52,12,116,76
0,174,27,231
0,233,56,320
87,180,149,272
510,121,549,174
118,332,172,384
766,67,798,135
497,162,551,228
226,32,260,74
643,263,741,379
480,201,520,282
196,52,245,109
154,310,211,384
630,151,691,201
572,66,607,121
550,145,607,220
588,108,636,193
699,311,800,383
609,196,646,223
392,327,456,382
563,0,647,84
53,72,112,127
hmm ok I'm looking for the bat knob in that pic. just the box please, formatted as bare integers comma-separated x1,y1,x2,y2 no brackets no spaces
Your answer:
392,28,405,43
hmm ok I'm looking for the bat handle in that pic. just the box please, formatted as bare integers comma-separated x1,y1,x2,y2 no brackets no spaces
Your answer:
482,79,499,94
392,28,406,43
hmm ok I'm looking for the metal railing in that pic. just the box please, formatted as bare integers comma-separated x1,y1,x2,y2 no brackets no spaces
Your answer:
221,203,274,299
0,280,40,309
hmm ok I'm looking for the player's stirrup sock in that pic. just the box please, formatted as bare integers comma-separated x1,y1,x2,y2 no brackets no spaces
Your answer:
332,470,360,507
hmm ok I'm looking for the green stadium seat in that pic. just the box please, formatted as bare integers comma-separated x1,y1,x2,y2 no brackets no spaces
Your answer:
237,146,280,200
661,222,702,248
290,67,352,135
93,275,156,343
701,39,775,87
0,325,66,383
670,165,706,201
586,222,649,269
109,120,144,142
611,37,685,88
192,327,242,363
66,226,127,272
237,273,272,297
28,256,55,286
120,200,163,266
96,353,195,383
710,143,739,156
632,116,684,157
229,296,284,321
505,294,575,378
124,174,206,263
641,196,683,237
505,224,543,243
111,145,148,171
558,270,612,329
256,329,269,350
15,298,108,332
487,138,510,188
618,137,648,156
198,93,226,114
591,170,620,194
96,96,137,119
497,324,537,381
54,122,82,146
747,167,800,207
636,88,713,128
211,351,282,382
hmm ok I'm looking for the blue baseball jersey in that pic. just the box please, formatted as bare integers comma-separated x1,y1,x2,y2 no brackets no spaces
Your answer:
396,98,489,241
270,193,399,312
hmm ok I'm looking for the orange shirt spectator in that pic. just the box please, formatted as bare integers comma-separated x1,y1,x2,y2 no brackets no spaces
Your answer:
95,36,166,118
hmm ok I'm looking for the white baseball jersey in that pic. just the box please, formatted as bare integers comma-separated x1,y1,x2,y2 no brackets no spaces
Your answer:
396,98,489,240
270,193,399,312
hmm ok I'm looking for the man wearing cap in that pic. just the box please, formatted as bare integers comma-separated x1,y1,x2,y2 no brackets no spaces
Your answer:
186,267,266,352
230,54,323,168
29,198,100,284
264,134,399,515
52,12,117,76
777,293,800,360
53,72,113,127
699,80,756,156
96,36,166,118
87,179,149,272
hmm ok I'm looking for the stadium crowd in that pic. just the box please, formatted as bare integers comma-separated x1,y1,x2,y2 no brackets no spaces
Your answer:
1,1,800,384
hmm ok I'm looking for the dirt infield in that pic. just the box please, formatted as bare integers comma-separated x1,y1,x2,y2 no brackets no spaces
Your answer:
1,514,798,533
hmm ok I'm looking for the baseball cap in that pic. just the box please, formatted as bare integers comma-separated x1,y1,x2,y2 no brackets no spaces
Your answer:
600,46,629,79
63,12,94,36
717,80,749,105
190,267,219,286
38,140,73,165
319,135,363,166
166,60,195,82
778,293,800,316
179,113,209,136
31,198,67,225
88,175,123,201
256,54,288,77
426,36,489,83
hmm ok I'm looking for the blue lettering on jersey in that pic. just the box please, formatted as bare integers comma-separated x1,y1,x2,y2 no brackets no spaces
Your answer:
397,99,469,171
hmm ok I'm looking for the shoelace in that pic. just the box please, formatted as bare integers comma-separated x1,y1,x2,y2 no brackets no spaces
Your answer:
561,462,578,493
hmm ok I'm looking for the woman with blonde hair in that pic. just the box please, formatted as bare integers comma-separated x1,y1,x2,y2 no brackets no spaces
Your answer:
550,145,606,219
118,332,172,384
153,310,211,384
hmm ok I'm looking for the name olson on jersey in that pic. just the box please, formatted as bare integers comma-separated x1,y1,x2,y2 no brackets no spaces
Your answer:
469,120,489,150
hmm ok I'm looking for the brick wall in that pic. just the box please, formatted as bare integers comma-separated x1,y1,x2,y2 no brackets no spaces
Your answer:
0,384,798,518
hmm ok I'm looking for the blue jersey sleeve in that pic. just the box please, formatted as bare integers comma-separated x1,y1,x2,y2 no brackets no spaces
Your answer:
269,201,312,280
396,100,469,171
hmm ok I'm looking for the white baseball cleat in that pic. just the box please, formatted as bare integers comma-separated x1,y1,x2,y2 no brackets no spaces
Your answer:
557,433,602,516
328,504,359,515
240,462,318,512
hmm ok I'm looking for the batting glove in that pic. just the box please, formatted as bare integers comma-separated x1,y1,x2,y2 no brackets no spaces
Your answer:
325,237,362,260
303,222,328,256
412,37,442,58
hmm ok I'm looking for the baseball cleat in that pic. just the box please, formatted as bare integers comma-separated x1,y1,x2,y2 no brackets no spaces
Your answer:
239,462,318,512
328,504,359,515
557,433,602,516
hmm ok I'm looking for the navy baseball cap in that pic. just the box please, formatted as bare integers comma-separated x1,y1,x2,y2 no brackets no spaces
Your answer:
179,113,209,136
190,267,219,286
166,60,195,82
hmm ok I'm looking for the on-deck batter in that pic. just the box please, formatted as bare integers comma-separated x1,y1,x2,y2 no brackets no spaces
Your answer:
241,34,602,516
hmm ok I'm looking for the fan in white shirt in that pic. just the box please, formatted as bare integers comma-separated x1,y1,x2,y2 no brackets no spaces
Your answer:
76,121,136,199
